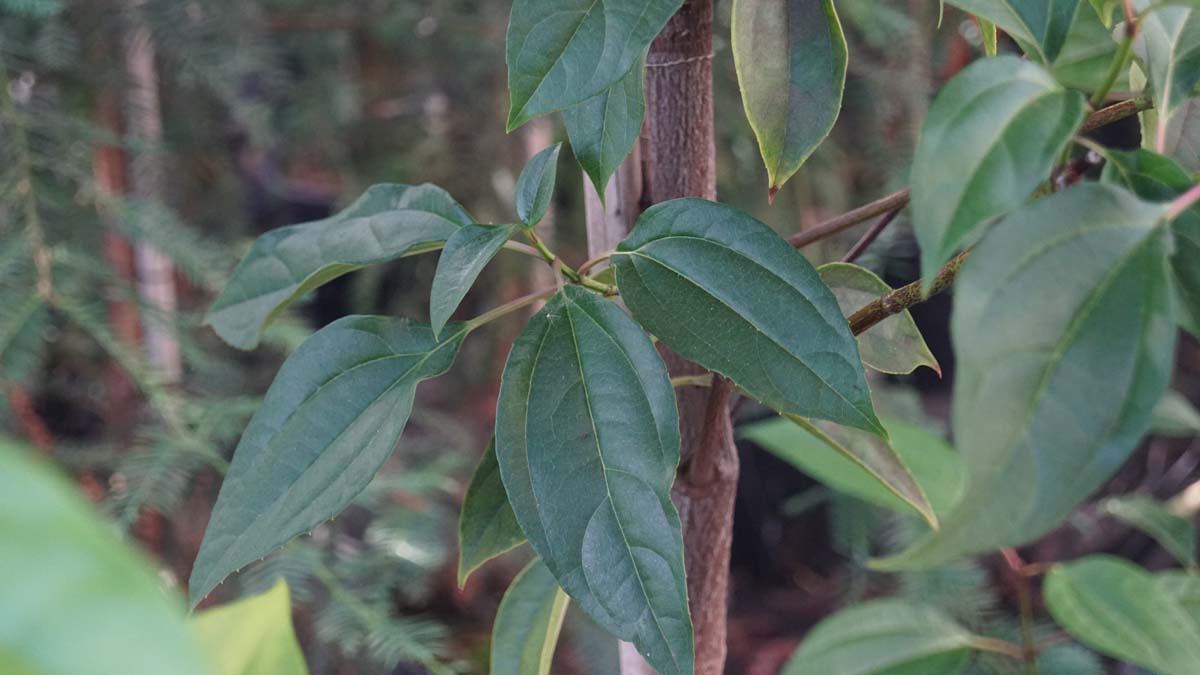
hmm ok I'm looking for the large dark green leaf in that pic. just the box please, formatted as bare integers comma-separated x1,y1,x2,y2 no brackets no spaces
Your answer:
732,0,847,196
947,0,1079,62
191,581,308,675
740,415,961,520
505,0,682,131
490,560,570,675
495,285,692,675
515,144,562,227
207,184,472,350
190,316,466,605
911,56,1086,284
458,439,525,587
878,184,1176,570
564,59,645,199
1045,556,1200,675
613,198,883,435
780,599,978,675
0,438,205,675
430,224,519,338
1101,148,1200,335
1133,1,1200,154
1102,495,1197,567
818,262,940,376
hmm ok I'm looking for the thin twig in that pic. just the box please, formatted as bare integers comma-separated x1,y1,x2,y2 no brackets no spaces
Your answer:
463,285,556,331
841,207,903,263
790,97,1153,250
1002,548,1040,675
848,251,968,335
789,189,910,248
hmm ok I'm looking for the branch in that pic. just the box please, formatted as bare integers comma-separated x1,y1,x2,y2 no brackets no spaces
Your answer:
841,206,903,263
789,97,1154,250
848,250,968,336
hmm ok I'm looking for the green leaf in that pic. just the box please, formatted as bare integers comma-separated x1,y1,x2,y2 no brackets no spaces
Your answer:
1053,5,1129,92
565,59,645,199
430,224,519,337
1100,148,1200,335
190,316,466,605
207,184,472,350
1132,1,1200,154
911,55,1086,285
191,581,308,675
740,415,962,520
878,184,1176,570
946,0,1080,62
1089,0,1118,27
0,438,205,675
780,599,978,675
515,144,562,226
732,0,848,195
978,16,998,56
818,262,940,376
1045,556,1200,675
1151,389,1200,436
495,285,692,675
458,439,526,587
1148,97,1200,173
613,198,883,435
1102,495,1197,567
505,0,682,131
490,560,570,675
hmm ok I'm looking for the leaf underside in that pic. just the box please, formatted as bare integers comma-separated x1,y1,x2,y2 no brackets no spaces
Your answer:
878,184,1175,570
490,559,570,675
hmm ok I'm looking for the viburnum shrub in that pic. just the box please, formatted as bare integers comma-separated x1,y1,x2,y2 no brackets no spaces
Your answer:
189,1,1200,674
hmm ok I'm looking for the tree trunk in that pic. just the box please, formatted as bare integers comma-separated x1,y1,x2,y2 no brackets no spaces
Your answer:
583,3,736,673
124,5,182,383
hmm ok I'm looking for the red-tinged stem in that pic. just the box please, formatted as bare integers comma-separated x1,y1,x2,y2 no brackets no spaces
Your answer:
1167,182,1200,220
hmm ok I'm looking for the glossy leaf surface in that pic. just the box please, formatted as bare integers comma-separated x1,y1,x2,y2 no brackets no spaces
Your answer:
515,144,561,226
430,223,519,337
0,438,205,675
732,0,847,194
1103,495,1197,567
191,581,308,675
819,262,940,376
505,0,681,130
741,415,961,519
780,599,977,675
458,439,526,587
1101,148,1200,335
565,60,644,199
490,560,569,675
613,198,883,435
947,0,1078,61
190,316,466,605
495,285,691,675
207,184,471,349
1045,556,1200,675
1053,6,1128,92
911,56,1086,284
880,185,1176,569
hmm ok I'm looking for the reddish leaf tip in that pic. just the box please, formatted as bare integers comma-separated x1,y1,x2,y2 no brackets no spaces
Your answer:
768,185,779,204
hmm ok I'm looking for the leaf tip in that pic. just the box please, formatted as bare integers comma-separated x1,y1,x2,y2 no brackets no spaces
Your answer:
768,185,780,204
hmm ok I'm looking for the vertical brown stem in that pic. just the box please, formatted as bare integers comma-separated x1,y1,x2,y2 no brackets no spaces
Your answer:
584,2,736,673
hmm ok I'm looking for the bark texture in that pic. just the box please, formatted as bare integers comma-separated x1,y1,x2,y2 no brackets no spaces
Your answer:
584,2,737,673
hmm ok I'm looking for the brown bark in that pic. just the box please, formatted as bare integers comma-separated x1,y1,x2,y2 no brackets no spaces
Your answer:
583,2,736,673
124,5,182,383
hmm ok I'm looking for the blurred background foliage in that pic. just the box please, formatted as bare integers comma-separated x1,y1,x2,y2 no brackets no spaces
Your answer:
1,1,1197,673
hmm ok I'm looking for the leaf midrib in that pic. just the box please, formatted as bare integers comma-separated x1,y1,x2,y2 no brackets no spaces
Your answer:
617,240,874,431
